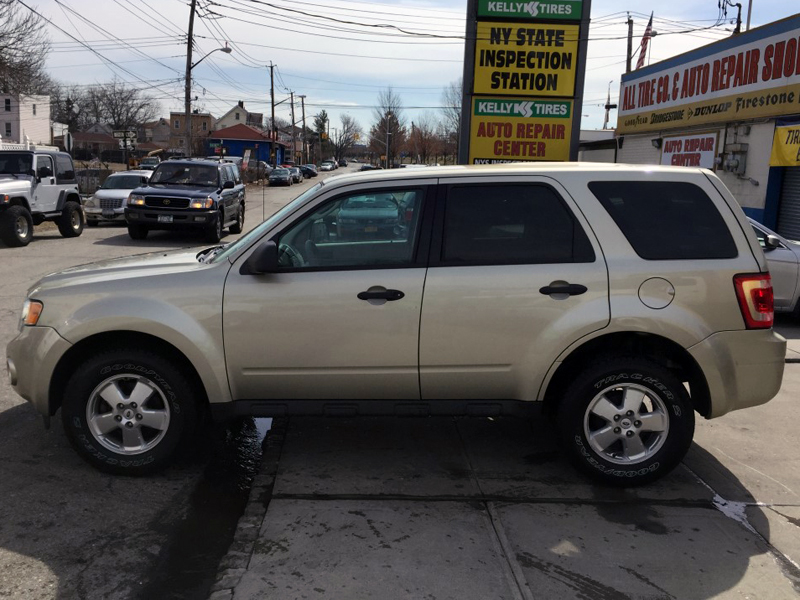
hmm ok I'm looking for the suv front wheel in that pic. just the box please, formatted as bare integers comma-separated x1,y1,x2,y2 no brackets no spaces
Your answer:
556,357,695,486
61,349,197,475
0,205,34,247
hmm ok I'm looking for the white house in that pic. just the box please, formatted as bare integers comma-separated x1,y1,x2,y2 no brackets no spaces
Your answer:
0,94,51,145
215,101,263,131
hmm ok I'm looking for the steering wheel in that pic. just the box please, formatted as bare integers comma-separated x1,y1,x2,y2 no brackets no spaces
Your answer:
278,243,305,268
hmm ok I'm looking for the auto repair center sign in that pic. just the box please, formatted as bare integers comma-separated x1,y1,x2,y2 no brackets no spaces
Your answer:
617,14,800,134
469,98,572,163
461,0,587,163
659,132,718,169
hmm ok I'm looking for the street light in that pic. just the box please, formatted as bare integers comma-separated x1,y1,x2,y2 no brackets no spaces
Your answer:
184,44,231,157
384,111,393,169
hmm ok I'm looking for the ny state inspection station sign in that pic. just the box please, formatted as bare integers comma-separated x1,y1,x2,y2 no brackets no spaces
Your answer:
469,98,572,163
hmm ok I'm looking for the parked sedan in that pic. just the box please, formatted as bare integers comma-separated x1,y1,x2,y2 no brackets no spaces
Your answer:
300,164,318,178
319,162,335,172
269,168,293,186
84,170,152,225
749,217,800,315
336,192,400,240
289,167,303,183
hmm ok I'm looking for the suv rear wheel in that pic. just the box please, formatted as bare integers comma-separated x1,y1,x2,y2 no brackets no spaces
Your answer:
556,357,694,486
0,205,34,247
61,349,197,475
57,200,85,238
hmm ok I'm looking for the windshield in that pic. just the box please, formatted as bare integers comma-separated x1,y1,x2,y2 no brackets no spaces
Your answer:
141,158,159,165
342,195,397,210
151,163,218,186
0,153,33,175
272,169,289,175
102,175,146,189
210,182,325,264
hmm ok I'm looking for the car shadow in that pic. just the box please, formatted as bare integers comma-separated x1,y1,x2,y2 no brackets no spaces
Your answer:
270,415,781,599
0,401,263,599
91,230,214,248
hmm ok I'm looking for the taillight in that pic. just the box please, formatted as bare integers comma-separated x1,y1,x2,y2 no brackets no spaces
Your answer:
733,273,774,329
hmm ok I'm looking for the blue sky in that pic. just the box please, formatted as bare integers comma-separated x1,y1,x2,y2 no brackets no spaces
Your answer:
35,0,797,133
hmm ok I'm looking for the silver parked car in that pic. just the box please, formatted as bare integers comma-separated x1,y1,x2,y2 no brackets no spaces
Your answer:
749,217,800,315
84,170,152,225
6,164,786,485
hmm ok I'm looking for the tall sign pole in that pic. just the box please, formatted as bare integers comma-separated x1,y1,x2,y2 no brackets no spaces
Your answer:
459,0,591,165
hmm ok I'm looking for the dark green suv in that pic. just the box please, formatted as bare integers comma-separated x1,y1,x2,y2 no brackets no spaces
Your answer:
124,159,245,242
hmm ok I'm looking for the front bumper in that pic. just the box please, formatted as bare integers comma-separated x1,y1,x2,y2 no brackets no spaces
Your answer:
125,207,218,229
688,329,786,418
85,207,125,221
6,326,73,417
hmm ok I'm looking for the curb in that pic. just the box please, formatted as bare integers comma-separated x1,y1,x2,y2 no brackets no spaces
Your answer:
208,417,288,600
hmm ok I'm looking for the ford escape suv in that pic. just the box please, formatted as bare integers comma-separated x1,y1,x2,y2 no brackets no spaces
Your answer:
6,164,785,485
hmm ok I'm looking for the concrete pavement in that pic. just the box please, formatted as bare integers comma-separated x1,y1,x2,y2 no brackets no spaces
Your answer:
210,367,800,600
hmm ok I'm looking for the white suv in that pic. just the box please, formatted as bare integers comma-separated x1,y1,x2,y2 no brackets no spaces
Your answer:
6,164,785,485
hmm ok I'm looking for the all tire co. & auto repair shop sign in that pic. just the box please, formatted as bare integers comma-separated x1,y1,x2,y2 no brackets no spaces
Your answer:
459,0,590,163
617,14,800,134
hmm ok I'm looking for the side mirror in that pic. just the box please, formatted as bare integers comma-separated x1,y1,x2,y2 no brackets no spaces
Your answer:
223,180,235,189
38,166,52,178
765,234,782,250
239,241,279,275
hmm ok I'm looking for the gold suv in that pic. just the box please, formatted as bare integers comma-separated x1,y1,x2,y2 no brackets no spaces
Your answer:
6,164,786,485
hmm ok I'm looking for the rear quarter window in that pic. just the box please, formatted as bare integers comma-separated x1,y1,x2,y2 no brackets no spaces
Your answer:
588,181,738,260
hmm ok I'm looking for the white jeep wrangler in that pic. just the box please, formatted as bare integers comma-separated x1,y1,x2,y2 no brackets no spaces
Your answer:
0,145,84,247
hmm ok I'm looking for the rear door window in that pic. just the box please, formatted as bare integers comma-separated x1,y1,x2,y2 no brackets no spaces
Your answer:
441,184,595,265
588,181,737,260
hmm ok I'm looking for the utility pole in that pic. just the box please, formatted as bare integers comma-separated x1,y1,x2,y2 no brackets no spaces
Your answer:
746,0,752,30
184,0,197,157
290,91,296,164
269,62,276,167
298,95,307,164
625,13,633,73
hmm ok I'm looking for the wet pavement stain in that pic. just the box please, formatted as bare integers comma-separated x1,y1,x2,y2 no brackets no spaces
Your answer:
135,417,272,600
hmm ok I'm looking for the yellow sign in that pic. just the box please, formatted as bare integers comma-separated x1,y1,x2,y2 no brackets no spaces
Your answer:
474,22,578,97
771,124,800,167
618,83,800,134
468,97,572,163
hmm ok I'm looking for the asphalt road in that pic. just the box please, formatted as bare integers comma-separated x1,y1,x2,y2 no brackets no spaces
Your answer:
0,168,341,600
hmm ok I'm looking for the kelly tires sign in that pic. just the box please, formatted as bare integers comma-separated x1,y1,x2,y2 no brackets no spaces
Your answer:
469,98,572,163
477,0,582,20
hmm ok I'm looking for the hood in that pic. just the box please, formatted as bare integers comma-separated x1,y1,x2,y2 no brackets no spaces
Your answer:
29,247,212,296
0,176,32,194
93,189,133,201
134,183,220,197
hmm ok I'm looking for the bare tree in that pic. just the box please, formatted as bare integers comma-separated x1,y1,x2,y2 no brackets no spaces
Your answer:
441,78,462,159
369,88,406,167
95,79,159,130
312,110,330,160
407,112,439,165
0,0,51,94
331,114,362,161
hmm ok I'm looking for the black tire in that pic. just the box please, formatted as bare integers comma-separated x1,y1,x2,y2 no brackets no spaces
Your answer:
127,223,149,240
57,200,85,238
229,202,244,234
61,349,198,475
0,205,33,247
87,220,99,227
205,211,224,243
556,356,695,486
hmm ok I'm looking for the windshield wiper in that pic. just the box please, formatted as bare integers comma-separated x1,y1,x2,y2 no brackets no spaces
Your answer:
197,244,227,262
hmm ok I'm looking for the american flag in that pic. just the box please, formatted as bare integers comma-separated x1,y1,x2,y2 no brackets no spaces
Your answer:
636,13,654,70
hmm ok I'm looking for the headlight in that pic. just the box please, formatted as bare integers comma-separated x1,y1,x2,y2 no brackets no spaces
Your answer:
128,193,145,206
21,299,43,327
84,195,97,208
190,197,214,209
